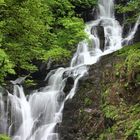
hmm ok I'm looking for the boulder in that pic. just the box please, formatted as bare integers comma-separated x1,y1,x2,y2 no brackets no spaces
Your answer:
91,25,105,51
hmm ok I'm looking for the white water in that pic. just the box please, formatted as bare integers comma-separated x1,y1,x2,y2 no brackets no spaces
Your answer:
0,0,139,140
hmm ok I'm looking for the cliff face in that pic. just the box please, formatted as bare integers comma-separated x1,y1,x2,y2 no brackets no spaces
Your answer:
60,43,140,140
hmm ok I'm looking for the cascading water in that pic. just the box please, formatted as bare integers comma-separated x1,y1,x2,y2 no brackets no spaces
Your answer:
0,0,139,140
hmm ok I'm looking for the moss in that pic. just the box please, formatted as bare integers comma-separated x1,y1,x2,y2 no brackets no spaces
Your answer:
0,134,11,140
117,42,140,56
84,97,93,106
24,79,37,87
99,101,140,139
102,105,119,120
98,43,140,139
62,42,140,140
97,128,116,140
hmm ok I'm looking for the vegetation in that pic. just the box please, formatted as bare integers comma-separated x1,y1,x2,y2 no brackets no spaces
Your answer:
0,0,90,83
71,43,140,140
0,0,139,84
0,49,15,83
69,0,97,21
0,134,11,140
98,43,140,140
0,0,140,140
116,0,140,24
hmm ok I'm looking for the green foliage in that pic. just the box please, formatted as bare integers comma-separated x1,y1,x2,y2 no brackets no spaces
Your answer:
70,0,97,9
115,43,140,89
0,49,15,83
56,17,86,50
99,43,140,140
116,0,140,13
124,119,140,139
44,47,71,62
69,0,97,20
126,105,140,139
0,134,11,140
102,105,118,120
102,90,119,120
101,90,140,139
116,0,140,23
117,43,140,55
47,0,74,18
24,79,37,87
116,43,140,77
125,49,140,74
0,0,87,82
84,97,92,106
98,129,115,140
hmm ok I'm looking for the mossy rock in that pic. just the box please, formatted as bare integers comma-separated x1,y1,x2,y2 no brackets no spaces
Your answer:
0,134,11,140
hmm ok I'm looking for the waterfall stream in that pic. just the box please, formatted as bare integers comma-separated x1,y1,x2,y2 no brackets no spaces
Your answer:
0,0,140,140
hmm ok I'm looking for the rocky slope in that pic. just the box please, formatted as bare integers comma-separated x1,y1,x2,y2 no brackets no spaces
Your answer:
60,43,140,140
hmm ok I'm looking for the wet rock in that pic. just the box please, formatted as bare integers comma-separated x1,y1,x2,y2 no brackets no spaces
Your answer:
91,25,105,51
63,77,74,94
134,26,140,42
32,59,68,81
59,52,119,140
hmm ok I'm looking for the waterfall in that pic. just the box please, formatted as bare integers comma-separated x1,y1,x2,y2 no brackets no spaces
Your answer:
98,0,114,18
0,0,139,140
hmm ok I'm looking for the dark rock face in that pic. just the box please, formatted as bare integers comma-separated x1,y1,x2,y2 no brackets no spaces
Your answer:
31,59,69,81
134,26,140,43
59,52,120,140
91,25,105,51
60,43,140,140
73,5,97,22
82,8,96,22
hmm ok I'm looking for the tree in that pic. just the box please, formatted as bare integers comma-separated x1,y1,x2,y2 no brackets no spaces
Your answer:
0,0,86,82
116,0,140,24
